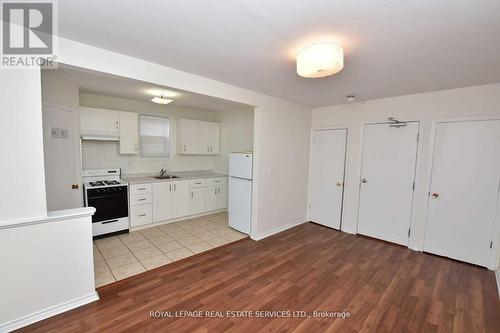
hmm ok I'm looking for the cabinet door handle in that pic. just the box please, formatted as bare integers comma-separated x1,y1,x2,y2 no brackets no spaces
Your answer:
183,145,186,152
191,191,193,198
174,184,176,191
138,214,146,217
138,198,146,201
138,187,146,190
169,184,172,191
214,188,217,195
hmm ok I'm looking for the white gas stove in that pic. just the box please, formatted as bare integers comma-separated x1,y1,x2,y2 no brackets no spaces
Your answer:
82,169,129,238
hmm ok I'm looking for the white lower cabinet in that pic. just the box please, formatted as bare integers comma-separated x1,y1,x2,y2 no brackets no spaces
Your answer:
205,185,227,211
153,182,173,222
172,181,190,218
205,186,217,211
130,204,153,227
130,177,227,228
189,187,205,215
215,185,227,210
130,184,153,227
152,180,190,222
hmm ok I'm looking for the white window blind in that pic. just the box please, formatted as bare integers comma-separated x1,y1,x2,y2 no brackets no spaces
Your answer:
139,115,170,158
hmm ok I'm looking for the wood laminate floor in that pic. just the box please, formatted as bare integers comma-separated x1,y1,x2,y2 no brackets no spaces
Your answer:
18,223,500,333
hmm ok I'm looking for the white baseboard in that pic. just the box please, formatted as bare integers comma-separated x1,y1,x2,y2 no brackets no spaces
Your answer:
496,270,500,300
131,209,227,232
251,220,305,241
0,292,99,333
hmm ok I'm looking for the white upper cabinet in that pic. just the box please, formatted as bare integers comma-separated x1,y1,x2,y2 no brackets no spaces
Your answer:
176,119,220,155
119,111,139,154
208,122,220,155
80,107,139,155
176,119,198,154
197,121,211,154
80,107,119,139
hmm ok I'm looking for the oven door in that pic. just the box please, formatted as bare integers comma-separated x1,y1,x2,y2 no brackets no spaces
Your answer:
86,186,128,223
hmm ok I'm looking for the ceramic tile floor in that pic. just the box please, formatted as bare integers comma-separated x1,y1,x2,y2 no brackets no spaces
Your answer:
93,212,247,287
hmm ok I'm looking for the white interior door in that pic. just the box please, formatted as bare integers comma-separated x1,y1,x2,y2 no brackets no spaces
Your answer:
358,122,419,245
43,104,82,211
424,120,500,268
308,129,347,229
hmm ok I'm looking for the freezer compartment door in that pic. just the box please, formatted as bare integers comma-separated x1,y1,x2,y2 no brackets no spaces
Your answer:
228,177,252,234
229,153,253,179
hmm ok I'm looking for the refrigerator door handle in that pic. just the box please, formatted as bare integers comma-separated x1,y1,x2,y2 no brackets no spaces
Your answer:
230,176,252,181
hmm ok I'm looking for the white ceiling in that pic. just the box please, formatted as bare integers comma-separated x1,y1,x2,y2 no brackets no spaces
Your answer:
51,66,252,112
58,0,500,107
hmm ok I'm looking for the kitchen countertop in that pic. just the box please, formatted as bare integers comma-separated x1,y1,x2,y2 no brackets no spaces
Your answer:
123,171,227,185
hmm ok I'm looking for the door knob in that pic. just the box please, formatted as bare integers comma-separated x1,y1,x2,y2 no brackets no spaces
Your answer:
431,192,439,198
361,178,368,183
71,184,79,189
336,182,343,187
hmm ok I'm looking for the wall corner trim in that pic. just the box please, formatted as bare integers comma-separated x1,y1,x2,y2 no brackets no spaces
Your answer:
0,292,99,332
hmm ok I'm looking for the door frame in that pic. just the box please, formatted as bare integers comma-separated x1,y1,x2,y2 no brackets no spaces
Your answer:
422,115,500,270
355,120,421,247
307,126,348,231
42,101,83,209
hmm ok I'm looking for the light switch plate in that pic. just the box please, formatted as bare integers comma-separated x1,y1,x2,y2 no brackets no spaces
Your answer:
60,128,69,139
50,126,60,139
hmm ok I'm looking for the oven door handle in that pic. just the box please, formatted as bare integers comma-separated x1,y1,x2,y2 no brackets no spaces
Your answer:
102,219,119,224
88,194,126,200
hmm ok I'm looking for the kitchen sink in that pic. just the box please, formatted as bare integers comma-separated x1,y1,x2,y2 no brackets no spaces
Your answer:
154,175,180,179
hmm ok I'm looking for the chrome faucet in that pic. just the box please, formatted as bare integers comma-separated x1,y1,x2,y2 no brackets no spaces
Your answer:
160,168,167,176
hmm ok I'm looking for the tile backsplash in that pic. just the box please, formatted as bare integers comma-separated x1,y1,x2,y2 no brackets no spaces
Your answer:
81,141,220,175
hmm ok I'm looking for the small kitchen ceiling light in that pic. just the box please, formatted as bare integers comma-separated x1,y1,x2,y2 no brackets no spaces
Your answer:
151,95,173,105
296,42,344,78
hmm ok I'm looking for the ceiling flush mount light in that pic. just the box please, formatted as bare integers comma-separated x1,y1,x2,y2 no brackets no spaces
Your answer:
151,95,173,105
296,42,344,78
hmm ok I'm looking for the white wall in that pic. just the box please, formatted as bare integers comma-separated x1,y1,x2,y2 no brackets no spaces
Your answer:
41,70,80,108
311,83,500,255
0,69,47,223
56,37,311,238
214,108,254,174
252,105,311,238
0,209,97,331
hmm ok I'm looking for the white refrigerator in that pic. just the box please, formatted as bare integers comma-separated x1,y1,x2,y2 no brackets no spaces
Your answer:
228,152,253,234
